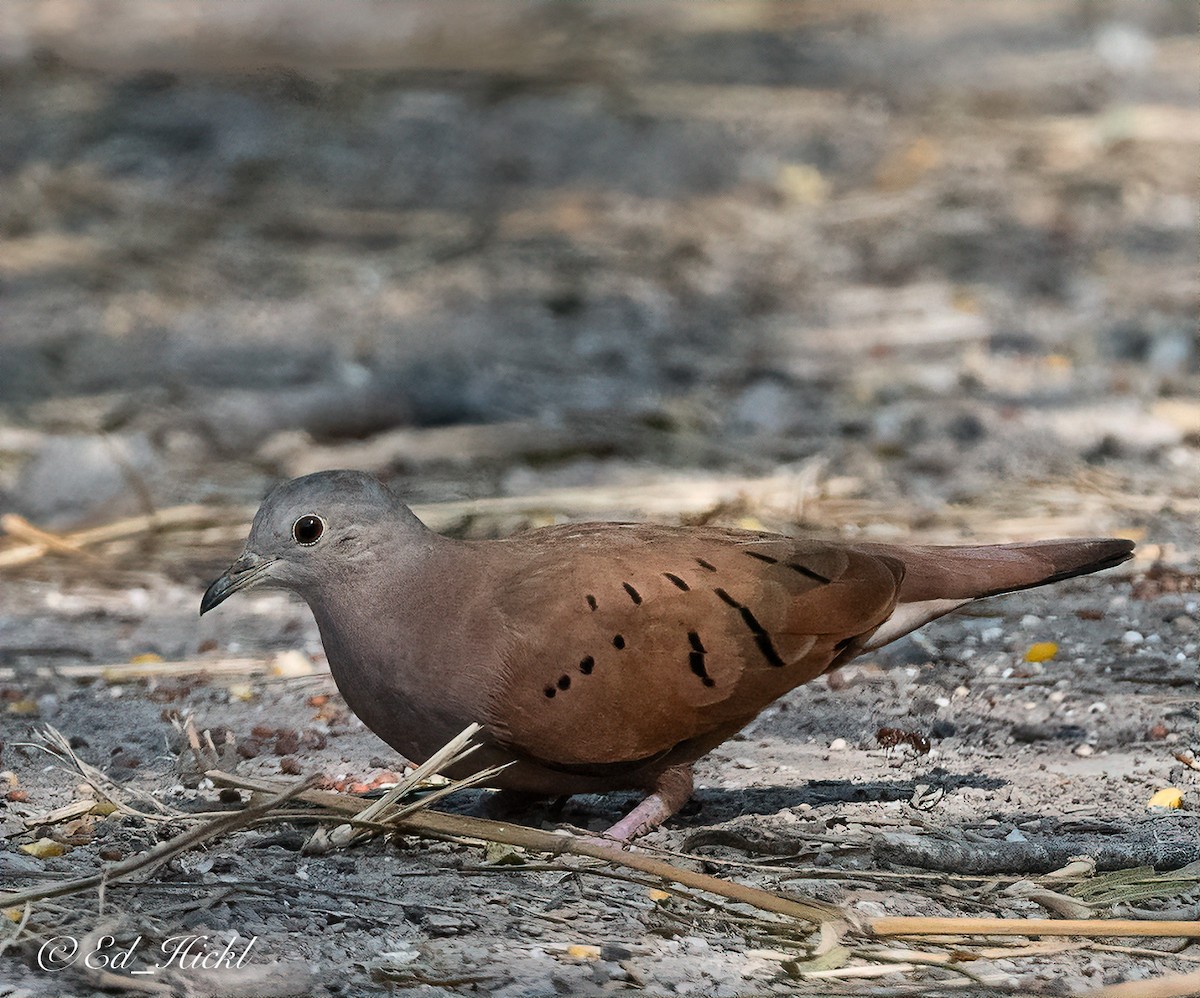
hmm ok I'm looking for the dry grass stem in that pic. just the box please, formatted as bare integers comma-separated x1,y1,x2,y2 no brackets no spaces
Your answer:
206,769,844,925
0,503,238,568
0,513,97,560
31,725,180,819
1087,968,1200,998
0,778,313,908
868,916,1200,939
0,656,276,683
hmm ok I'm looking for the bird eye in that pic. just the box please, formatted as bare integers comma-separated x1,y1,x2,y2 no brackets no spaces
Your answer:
292,514,325,545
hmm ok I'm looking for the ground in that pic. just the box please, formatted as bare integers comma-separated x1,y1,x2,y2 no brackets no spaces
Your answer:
0,2,1198,996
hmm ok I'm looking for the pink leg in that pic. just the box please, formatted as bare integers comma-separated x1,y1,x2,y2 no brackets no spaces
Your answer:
601,764,694,843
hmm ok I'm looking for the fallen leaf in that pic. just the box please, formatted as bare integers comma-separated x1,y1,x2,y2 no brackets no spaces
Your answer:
484,842,526,866
565,945,601,961
783,944,852,976
5,698,39,716
1024,642,1058,663
1147,787,1183,809
20,838,68,858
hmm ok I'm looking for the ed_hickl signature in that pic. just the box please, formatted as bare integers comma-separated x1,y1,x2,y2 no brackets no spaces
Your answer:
37,933,256,975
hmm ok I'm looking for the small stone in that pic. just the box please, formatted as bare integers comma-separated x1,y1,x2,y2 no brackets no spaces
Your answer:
1122,630,1144,645
274,729,301,755
600,943,633,962
1074,744,1095,757
424,913,470,936
828,738,847,751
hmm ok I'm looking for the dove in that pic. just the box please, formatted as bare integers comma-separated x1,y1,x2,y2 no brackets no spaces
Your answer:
201,470,1133,840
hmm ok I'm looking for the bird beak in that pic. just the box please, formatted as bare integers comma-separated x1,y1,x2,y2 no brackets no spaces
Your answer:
200,552,274,615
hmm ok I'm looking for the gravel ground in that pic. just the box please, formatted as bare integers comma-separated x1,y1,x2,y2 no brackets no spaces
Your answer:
1,2,1197,995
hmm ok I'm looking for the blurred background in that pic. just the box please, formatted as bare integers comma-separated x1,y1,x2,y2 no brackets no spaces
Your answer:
0,7,1197,992
0,0,1196,550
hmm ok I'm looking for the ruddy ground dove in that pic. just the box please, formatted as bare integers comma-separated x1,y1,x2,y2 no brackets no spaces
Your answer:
201,471,1133,841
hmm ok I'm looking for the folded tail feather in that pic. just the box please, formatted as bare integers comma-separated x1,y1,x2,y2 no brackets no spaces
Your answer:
858,537,1134,651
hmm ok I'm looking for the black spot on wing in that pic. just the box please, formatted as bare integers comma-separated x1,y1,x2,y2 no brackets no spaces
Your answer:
744,551,778,564
712,588,786,667
687,630,715,687
789,562,831,584
714,588,739,608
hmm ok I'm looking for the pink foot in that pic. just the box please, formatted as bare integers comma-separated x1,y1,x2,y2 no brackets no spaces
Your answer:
599,765,694,843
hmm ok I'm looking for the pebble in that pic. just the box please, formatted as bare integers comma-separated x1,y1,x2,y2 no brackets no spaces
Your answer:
828,738,847,751
1121,630,1144,645
425,912,473,936
1074,744,1095,757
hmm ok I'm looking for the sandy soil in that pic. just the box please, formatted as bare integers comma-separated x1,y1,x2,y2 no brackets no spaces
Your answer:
1,2,1198,995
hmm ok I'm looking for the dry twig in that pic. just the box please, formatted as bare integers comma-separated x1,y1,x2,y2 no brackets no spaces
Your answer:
0,778,313,908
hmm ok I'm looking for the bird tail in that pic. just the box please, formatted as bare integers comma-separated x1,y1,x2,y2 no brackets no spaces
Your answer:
858,537,1133,650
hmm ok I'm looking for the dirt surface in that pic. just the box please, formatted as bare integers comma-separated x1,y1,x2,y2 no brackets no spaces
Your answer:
1,2,1198,996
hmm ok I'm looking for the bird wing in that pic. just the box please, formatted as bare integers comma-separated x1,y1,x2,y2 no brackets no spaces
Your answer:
482,523,905,768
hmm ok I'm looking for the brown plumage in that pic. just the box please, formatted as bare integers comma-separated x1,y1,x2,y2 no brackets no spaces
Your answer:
201,471,1134,840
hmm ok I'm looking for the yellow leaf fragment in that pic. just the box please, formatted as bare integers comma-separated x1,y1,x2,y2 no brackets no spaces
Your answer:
1024,642,1058,663
647,888,671,903
5,698,39,716
91,800,119,817
4,908,24,922
783,944,852,976
227,683,255,702
484,842,525,866
129,653,163,664
776,163,829,205
566,945,601,961
20,838,68,858
1147,787,1183,810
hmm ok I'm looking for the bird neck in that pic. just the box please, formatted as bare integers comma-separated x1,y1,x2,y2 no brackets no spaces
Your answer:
303,537,496,764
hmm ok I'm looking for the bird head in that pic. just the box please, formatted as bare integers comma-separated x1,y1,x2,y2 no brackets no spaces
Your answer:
200,470,422,614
